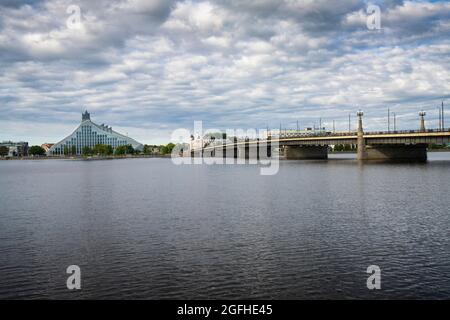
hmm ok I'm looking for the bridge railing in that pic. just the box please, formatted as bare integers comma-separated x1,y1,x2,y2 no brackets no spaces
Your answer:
197,128,450,149
274,131,356,139
274,128,450,139
364,128,450,135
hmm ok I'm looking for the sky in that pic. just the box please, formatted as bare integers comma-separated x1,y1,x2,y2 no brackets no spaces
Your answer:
0,0,449,145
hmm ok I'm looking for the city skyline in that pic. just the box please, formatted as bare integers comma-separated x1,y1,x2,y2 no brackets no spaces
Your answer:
1,0,450,146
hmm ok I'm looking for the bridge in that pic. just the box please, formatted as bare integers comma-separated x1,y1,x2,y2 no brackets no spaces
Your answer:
189,112,450,161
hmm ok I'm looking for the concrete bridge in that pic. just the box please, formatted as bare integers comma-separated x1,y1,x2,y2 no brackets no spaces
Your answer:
190,113,450,161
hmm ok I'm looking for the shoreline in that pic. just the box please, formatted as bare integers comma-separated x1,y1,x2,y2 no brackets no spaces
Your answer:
0,154,172,161
2,149,450,161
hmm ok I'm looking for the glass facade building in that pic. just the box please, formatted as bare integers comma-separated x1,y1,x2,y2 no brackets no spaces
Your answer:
48,111,143,155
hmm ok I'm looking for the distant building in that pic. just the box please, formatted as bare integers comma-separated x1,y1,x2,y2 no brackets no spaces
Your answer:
41,143,54,152
48,111,143,156
0,141,29,157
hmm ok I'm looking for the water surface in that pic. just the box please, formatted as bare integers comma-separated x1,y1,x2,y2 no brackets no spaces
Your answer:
1,153,450,299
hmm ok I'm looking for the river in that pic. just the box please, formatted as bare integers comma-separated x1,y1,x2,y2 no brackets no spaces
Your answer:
1,153,450,299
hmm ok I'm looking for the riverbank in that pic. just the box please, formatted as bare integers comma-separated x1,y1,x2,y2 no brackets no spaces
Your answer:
330,148,450,154
2,149,449,160
0,154,172,161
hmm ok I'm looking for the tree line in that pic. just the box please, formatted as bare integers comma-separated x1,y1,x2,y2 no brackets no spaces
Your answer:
13,143,177,157
143,143,176,155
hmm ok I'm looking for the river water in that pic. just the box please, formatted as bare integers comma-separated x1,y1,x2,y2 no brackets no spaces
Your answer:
1,153,450,299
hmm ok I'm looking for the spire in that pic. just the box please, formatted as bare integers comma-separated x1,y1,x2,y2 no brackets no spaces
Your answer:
82,110,90,121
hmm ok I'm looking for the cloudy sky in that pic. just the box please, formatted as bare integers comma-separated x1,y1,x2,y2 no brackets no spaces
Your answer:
0,0,449,145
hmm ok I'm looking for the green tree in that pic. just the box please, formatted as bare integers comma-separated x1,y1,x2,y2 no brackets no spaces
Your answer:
63,145,69,156
82,146,92,156
143,144,160,155
106,145,113,155
333,144,343,152
0,146,9,156
159,143,175,155
93,144,113,156
158,143,176,155
29,145,46,156
159,145,168,155
115,145,125,155
342,144,356,151
166,143,175,154
115,144,134,155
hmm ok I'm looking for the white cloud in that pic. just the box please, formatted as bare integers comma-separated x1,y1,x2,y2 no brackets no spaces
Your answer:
1,0,449,145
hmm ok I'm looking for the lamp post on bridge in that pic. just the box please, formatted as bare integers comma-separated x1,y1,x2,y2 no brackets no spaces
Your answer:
393,112,396,131
357,110,364,133
348,113,351,132
419,111,426,132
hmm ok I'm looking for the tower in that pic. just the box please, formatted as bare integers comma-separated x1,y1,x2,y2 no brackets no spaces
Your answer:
82,110,90,121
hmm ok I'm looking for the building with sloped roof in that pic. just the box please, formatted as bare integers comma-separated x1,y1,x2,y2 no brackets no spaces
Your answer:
48,111,143,156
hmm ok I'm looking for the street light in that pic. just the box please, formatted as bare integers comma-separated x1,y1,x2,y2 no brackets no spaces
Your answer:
393,112,396,131
357,110,364,133
419,111,426,132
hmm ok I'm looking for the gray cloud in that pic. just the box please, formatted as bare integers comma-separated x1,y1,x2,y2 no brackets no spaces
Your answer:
0,0,449,145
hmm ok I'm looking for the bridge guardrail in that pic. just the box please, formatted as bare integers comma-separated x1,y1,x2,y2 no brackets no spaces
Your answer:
195,128,450,150
275,128,450,139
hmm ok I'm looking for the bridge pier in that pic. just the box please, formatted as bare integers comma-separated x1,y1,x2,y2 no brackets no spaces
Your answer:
214,146,225,158
356,111,428,161
284,145,328,160
203,149,214,157
237,143,249,159
248,143,259,160
362,144,428,161
224,146,237,158
258,142,272,159
191,150,202,158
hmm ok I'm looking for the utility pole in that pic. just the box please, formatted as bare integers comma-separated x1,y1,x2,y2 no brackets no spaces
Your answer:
388,107,390,132
442,101,445,130
393,112,396,131
333,120,335,133
439,106,442,130
348,113,351,132
319,118,322,130
296,120,299,132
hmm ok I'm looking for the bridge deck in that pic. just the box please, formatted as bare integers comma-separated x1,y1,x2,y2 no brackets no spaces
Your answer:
194,130,450,152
